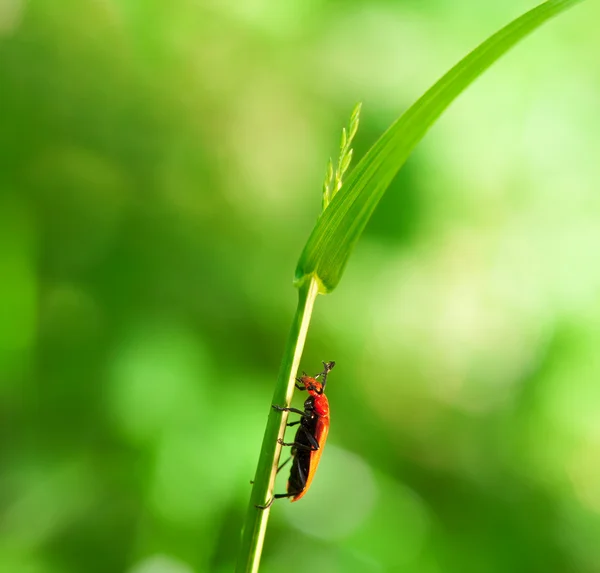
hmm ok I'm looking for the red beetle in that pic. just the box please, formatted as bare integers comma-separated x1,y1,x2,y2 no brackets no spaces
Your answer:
267,361,334,505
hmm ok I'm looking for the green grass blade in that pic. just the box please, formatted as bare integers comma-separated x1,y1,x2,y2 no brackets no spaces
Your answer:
296,0,584,293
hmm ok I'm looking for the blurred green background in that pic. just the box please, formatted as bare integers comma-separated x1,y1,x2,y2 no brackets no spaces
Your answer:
1,1,600,572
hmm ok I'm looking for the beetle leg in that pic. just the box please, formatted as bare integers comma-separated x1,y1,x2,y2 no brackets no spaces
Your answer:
296,458,307,485
256,497,275,510
282,425,320,450
272,405,307,417
277,456,292,473
277,437,319,451
299,426,320,450
256,491,301,509
275,492,300,499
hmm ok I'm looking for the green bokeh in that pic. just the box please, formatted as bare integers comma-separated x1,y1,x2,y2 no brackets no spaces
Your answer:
1,1,599,572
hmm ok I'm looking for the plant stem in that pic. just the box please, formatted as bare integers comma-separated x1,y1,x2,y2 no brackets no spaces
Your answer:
235,278,320,573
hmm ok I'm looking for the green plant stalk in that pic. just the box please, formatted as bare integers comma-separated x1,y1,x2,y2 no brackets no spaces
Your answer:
236,278,320,573
236,2,584,569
